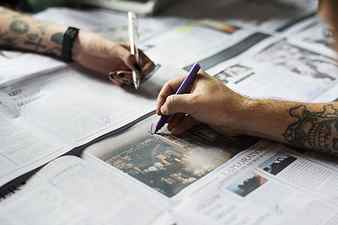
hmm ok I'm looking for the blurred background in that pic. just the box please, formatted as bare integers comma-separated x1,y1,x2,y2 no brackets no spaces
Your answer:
0,0,178,14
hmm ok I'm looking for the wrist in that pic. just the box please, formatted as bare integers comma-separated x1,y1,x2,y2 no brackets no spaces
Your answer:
238,97,262,135
228,96,257,135
237,98,283,140
72,33,81,63
60,27,81,63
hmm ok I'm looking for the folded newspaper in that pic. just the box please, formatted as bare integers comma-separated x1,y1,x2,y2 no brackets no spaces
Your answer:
0,1,338,224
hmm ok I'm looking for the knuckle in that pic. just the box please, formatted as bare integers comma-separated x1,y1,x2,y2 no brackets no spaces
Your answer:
189,94,200,105
166,95,176,111
127,54,135,62
158,93,167,100
167,95,176,104
163,81,171,89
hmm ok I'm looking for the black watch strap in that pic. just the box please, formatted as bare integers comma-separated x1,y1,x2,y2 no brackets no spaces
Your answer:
62,27,80,62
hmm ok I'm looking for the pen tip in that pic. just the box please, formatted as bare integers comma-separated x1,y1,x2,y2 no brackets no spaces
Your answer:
132,72,141,90
153,125,160,134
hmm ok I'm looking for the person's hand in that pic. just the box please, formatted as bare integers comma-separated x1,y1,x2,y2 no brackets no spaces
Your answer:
73,31,155,86
156,70,251,135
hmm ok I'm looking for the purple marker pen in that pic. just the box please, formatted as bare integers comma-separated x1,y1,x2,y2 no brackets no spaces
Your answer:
153,63,201,134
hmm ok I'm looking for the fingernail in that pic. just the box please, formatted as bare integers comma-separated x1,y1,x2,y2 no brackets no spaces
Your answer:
108,72,121,86
160,108,166,116
108,72,116,81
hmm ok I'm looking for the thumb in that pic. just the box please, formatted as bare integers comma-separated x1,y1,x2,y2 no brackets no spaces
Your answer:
160,94,195,115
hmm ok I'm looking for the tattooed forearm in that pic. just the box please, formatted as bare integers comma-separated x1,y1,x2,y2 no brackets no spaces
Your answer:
284,104,338,155
0,7,65,57
50,32,64,46
10,19,30,34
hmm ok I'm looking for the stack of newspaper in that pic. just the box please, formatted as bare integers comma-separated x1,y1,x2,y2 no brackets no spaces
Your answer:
0,1,338,224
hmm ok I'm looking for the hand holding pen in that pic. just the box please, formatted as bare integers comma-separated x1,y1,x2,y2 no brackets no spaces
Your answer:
107,12,155,87
154,64,201,133
156,66,247,136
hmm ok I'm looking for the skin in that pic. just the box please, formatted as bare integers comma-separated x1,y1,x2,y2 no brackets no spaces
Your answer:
157,0,338,156
0,7,155,86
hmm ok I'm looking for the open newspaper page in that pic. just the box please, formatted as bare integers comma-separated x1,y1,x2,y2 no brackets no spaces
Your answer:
285,17,337,58
84,115,259,199
313,84,338,103
172,142,338,225
141,23,270,69
206,33,338,102
0,156,170,225
0,63,182,187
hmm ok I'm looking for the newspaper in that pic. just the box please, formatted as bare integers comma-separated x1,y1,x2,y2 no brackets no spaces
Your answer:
285,17,337,58
0,156,170,225
4,124,338,225
0,3,338,224
0,64,181,188
140,23,259,69
84,115,259,199
172,142,338,225
0,8,187,187
0,7,274,188
205,23,338,102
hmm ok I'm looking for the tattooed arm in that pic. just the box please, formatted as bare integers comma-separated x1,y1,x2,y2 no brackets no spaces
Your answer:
156,72,338,155
0,7,66,57
239,100,338,155
0,7,154,86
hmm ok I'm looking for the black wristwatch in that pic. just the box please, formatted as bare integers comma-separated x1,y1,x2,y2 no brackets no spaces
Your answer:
61,27,80,62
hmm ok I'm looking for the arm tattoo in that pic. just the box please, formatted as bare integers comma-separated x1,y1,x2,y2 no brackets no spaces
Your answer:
0,12,63,57
9,20,29,34
284,104,338,155
50,32,64,46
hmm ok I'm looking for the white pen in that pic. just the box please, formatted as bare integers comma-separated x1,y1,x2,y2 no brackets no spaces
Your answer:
128,12,141,89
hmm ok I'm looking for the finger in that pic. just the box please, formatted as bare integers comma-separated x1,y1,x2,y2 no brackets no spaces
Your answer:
121,45,155,73
136,50,155,77
116,45,142,73
79,54,130,75
156,76,187,115
108,72,123,86
160,94,195,116
138,50,152,68
171,117,198,136
141,60,156,80
120,45,156,81
109,71,133,86
167,113,186,131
